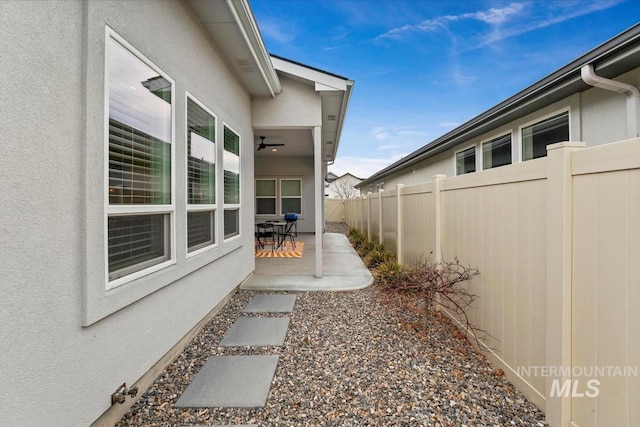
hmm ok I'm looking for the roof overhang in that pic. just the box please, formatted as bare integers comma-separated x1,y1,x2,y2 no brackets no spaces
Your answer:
187,0,281,97
271,55,354,163
358,23,640,188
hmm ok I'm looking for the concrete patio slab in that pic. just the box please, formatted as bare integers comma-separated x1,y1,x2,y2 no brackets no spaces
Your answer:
242,233,372,292
219,317,290,347
243,294,296,313
175,355,278,408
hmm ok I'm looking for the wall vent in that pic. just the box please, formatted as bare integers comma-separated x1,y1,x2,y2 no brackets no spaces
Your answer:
234,58,255,73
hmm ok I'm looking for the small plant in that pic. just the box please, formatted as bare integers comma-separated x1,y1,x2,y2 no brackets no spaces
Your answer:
365,247,394,268
348,227,363,238
374,258,404,285
358,239,377,257
375,256,487,346
348,228,366,249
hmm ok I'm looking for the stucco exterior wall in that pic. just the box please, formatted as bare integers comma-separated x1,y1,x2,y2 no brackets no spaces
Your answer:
1,1,256,425
255,156,316,233
252,75,322,128
580,67,640,146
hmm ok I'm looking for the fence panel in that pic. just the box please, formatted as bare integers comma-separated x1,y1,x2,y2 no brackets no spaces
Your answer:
340,139,640,426
370,193,380,243
325,198,344,223
381,189,397,253
571,139,640,427
439,161,548,408
400,183,435,265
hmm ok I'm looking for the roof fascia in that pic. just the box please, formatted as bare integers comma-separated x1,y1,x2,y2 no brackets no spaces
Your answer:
227,0,281,96
330,79,354,160
271,56,348,91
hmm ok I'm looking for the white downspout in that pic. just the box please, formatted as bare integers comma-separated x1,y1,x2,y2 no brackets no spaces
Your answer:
581,64,640,138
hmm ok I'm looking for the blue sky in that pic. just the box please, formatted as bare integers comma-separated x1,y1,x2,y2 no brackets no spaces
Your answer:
250,0,640,178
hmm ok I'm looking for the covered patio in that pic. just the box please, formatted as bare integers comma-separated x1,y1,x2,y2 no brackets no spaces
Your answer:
252,56,354,279
243,232,372,291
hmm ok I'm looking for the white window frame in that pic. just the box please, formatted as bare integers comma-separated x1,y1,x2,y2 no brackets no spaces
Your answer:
254,176,304,217
454,144,477,176
280,178,303,215
185,92,217,258
255,178,277,216
104,28,176,291
518,108,570,162
481,132,513,170
223,123,241,242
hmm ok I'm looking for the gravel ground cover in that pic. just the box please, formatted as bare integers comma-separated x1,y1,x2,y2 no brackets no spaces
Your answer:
117,223,547,426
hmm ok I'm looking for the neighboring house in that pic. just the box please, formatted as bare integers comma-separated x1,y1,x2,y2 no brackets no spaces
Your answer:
325,171,339,183
0,1,352,426
357,23,640,192
325,172,363,199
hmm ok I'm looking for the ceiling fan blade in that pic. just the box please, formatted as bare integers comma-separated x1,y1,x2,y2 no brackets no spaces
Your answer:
264,143,285,147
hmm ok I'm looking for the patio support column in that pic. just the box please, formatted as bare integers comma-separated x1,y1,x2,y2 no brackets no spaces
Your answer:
313,125,323,278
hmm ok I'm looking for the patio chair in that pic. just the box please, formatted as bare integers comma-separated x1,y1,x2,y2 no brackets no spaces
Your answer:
255,222,275,251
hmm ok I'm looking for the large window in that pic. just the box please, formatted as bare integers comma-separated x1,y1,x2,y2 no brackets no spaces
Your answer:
255,178,302,216
482,134,512,169
455,147,476,175
223,125,240,239
106,35,174,286
281,179,302,214
256,179,276,215
522,112,569,160
186,95,216,254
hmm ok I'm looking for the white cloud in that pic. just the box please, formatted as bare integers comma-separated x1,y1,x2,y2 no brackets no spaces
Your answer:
377,144,404,151
376,1,624,47
468,3,525,25
438,121,461,128
377,3,525,40
369,125,428,143
370,127,391,140
259,19,297,44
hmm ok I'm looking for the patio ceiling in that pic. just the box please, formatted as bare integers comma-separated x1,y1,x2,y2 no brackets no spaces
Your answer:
252,129,313,158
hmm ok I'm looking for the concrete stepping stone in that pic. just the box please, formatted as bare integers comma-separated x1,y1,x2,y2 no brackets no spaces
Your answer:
220,317,290,347
243,294,296,313
175,355,278,408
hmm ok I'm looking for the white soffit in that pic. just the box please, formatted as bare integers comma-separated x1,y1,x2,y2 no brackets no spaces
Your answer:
187,0,280,97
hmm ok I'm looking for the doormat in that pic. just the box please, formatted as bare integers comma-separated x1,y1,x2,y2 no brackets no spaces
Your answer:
255,241,304,258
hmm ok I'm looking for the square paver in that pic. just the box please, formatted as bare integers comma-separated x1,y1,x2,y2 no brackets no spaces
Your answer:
220,317,290,347
243,294,296,313
175,355,278,408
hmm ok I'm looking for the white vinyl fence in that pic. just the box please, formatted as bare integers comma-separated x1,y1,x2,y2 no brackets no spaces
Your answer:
345,139,640,427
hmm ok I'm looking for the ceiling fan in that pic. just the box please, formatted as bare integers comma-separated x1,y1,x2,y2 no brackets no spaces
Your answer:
256,136,285,151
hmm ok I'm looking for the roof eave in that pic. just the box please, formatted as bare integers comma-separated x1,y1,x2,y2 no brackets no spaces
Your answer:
187,0,281,97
